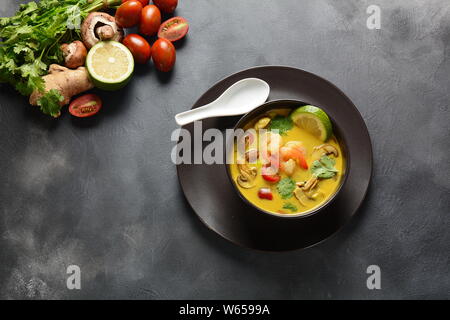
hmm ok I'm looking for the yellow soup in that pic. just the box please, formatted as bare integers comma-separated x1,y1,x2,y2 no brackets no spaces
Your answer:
229,109,345,215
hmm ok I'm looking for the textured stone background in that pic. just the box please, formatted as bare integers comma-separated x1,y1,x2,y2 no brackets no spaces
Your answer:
0,0,449,299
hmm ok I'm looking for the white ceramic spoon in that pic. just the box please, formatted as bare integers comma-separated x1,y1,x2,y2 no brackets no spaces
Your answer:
175,78,270,126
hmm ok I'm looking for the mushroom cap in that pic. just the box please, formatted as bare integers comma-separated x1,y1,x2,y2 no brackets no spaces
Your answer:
61,40,87,69
81,12,124,49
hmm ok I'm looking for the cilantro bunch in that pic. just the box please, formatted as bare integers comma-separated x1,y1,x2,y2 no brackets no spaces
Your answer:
0,0,121,117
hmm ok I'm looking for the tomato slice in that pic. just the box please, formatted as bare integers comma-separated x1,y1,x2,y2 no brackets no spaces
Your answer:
69,94,102,117
262,174,281,183
258,188,273,200
261,166,280,183
158,17,189,42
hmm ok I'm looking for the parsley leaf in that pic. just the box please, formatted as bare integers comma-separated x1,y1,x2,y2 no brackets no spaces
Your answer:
268,115,293,135
282,202,298,212
311,155,338,179
276,177,296,199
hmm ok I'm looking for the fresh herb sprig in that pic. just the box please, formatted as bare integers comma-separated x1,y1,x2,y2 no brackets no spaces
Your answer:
268,115,293,135
276,177,296,199
311,155,338,179
282,202,298,212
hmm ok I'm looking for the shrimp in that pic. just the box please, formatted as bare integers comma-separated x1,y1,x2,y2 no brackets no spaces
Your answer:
280,141,308,170
259,131,282,166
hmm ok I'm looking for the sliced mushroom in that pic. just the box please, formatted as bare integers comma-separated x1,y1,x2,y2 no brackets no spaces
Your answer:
296,181,306,188
302,175,318,192
294,188,307,206
81,12,124,49
303,190,316,200
237,169,256,189
236,164,257,189
311,190,325,200
237,174,255,189
313,144,339,157
238,164,257,177
254,117,271,130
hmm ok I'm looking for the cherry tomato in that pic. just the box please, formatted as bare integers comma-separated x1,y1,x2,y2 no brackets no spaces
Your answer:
258,188,273,200
151,38,176,72
153,0,178,14
121,0,149,5
139,5,161,36
115,0,143,28
158,17,189,42
69,94,102,118
123,34,152,64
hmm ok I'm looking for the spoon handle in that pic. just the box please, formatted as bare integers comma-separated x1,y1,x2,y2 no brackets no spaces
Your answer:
175,104,214,126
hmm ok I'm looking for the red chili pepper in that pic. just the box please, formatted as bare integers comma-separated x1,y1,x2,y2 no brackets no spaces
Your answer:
258,188,273,200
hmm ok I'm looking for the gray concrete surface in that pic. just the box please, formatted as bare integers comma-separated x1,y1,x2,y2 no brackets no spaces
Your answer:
0,0,449,299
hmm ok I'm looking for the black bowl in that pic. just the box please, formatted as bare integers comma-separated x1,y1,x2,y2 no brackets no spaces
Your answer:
225,99,350,219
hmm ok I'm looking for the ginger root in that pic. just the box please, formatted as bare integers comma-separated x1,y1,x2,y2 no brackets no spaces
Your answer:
29,64,94,107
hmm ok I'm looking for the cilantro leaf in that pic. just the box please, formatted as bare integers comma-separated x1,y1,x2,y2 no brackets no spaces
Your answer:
268,115,293,135
37,89,64,117
311,155,338,179
282,202,298,212
276,177,296,199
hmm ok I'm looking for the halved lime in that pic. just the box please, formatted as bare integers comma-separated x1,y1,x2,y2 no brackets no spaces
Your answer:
86,41,134,91
290,105,333,141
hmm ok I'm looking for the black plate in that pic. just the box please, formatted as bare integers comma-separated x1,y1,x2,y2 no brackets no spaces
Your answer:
176,66,373,251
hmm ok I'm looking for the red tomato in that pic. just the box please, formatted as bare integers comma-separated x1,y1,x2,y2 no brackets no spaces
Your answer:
158,17,189,42
258,188,273,200
69,94,102,118
151,38,176,72
262,173,281,183
153,0,178,14
123,34,152,64
115,0,143,28
261,165,281,183
139,5,161,36
121,0,149,5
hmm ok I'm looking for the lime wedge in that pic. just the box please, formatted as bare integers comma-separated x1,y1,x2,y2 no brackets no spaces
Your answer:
86,41,134,91
290,105,333,141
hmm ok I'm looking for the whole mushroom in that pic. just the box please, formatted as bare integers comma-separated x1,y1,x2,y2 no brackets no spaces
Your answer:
81,12,124,49
61,41,87,69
